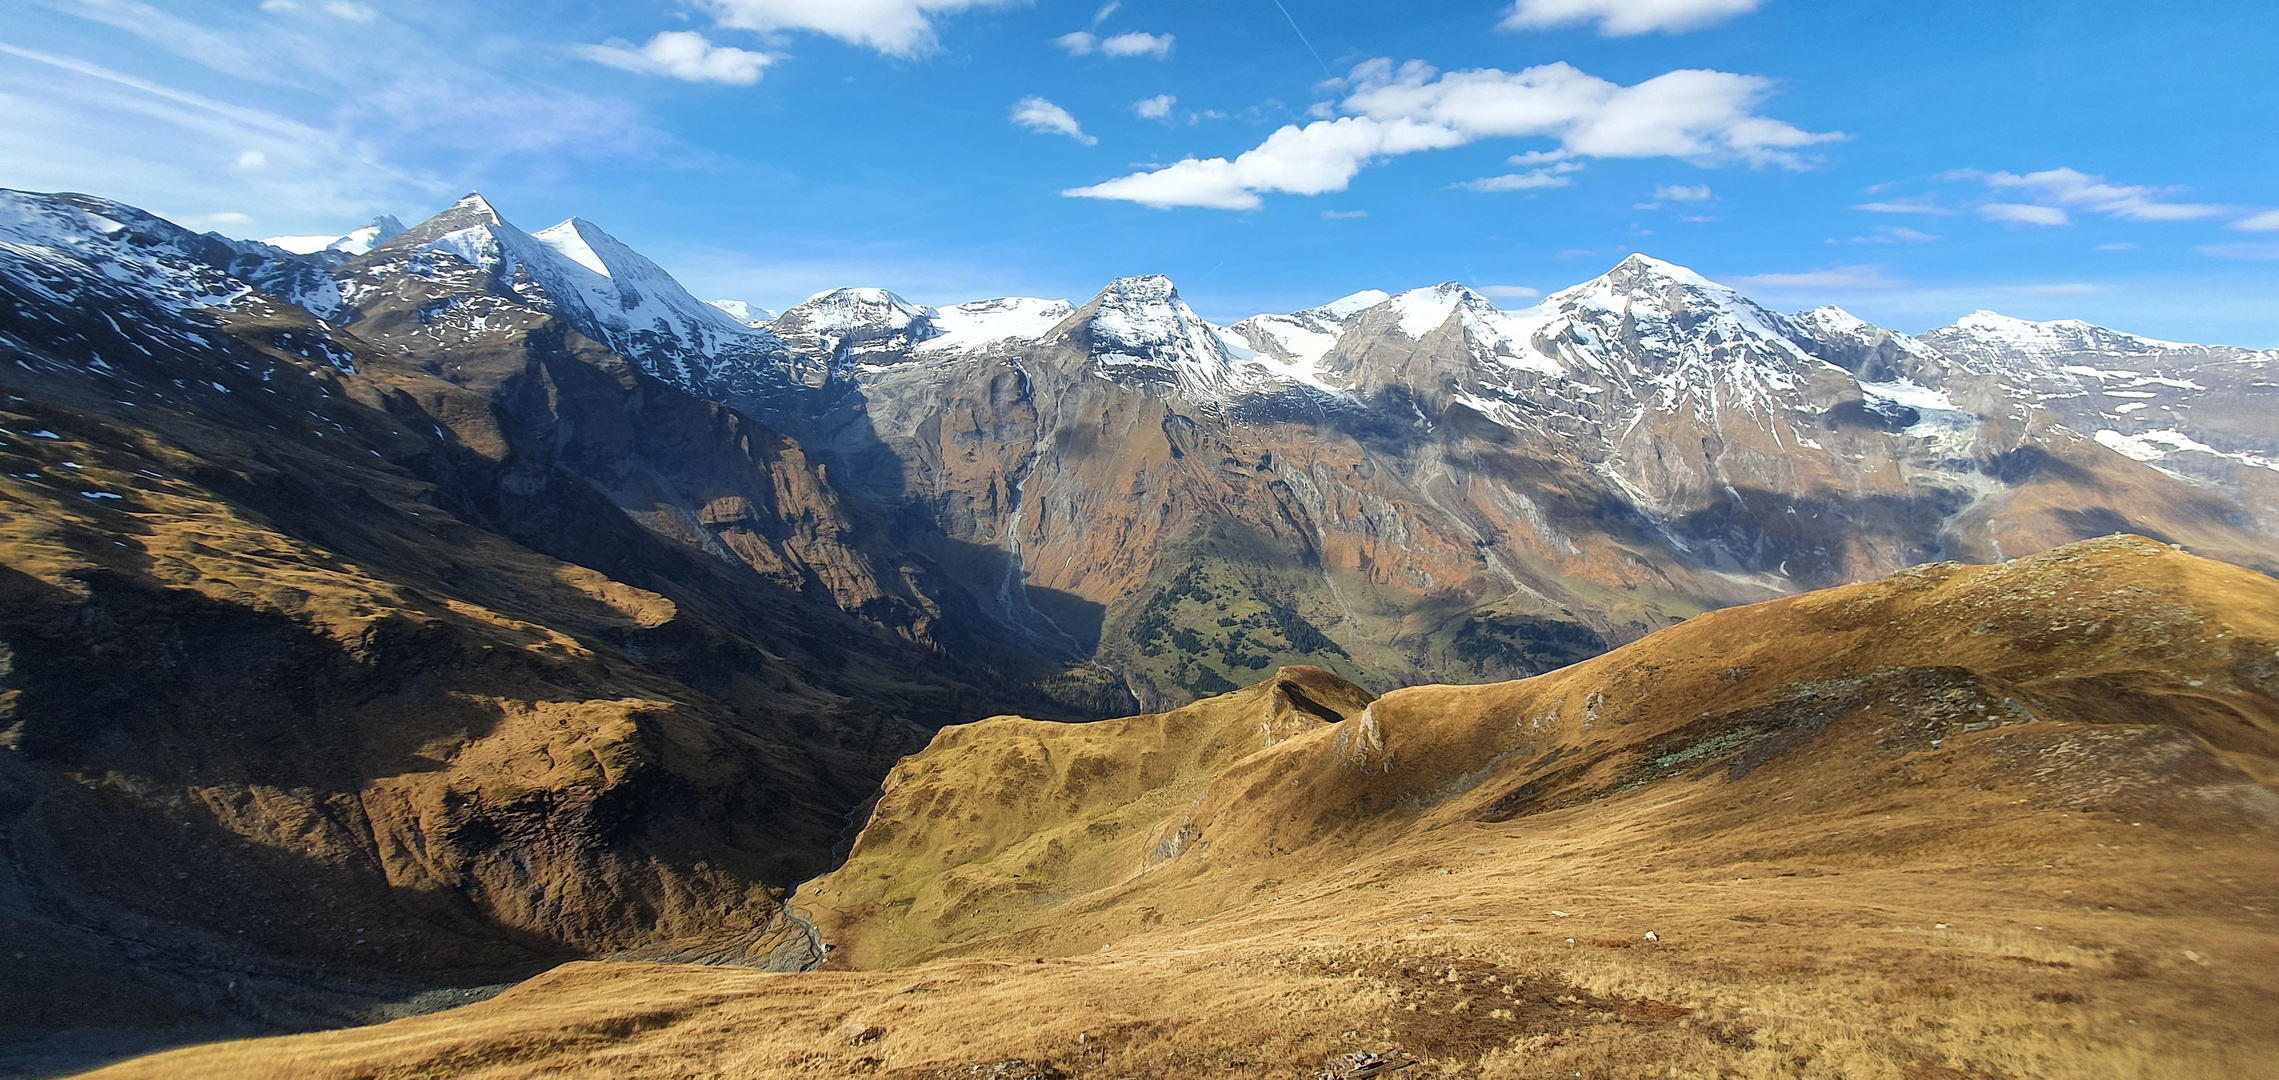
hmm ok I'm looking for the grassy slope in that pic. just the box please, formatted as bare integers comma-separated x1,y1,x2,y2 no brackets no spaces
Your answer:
90,535,2279,1079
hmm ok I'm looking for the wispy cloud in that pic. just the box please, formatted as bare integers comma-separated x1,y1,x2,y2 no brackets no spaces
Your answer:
1011,96,1096,145
1478,284,1540,300
0,40,441,226
1851,225,1941,243
1499,0,1761,36
1980,203,2070,226
574,32,774,85
2232,209,2279,232
2,4,670,235
1067,58,1838,210
1955,167,2226,223
1854,195,1952,215
1322,209,1366,220
1462,160,1585,192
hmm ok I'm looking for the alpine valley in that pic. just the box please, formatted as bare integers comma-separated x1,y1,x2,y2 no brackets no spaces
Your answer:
2,189,2276,1078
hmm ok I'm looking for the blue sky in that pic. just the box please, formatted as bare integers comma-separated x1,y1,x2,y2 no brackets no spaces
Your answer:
4,0,2276,343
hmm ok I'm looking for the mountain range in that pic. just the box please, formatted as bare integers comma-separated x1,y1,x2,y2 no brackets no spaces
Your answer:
1,185,2274,1066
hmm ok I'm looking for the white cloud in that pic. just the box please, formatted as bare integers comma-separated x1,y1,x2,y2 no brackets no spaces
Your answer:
1478,284,1540,300
1322,209,1366,220
1980,203,2070,226
1055,29,1174,59
1134,94,1175,119
1067,58,1837,210
2095,242,2139,251
323,1,375,23
1655,183,1711,201
1500,0,1760,36
260,0,298,11
2233,209,2279,232
696,0,1021,58
1100,31,1174,59
1011,96,1095,146
233,149,267,170
1091,2,1120,26
1962,167,2225,222
574,31,775,85
1724,265,1902,290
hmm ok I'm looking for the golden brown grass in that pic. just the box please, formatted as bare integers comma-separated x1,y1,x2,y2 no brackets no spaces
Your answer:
78,537,2279,1078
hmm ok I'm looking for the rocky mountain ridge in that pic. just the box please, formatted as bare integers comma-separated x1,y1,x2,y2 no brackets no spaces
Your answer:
198,192,2279,713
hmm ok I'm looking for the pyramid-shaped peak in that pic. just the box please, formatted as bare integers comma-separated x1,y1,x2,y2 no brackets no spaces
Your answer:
384,191,516,252
1605,253,1719,290
451,192,502,222
1548,252,1751,315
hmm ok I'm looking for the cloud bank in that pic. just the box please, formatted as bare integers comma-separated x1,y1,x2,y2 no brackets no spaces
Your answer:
1066,59,1839,210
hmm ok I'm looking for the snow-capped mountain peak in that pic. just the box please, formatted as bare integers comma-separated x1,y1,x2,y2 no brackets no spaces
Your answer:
770,287,941,364
1083,275,1268,396
1549,253,1751,317
332,193,790,397
1932,310,2192,359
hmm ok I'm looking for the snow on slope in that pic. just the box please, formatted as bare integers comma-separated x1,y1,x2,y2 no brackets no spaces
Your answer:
0,189,359,380
263,215,406,257
707,299,777,327
919,296,1074,353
